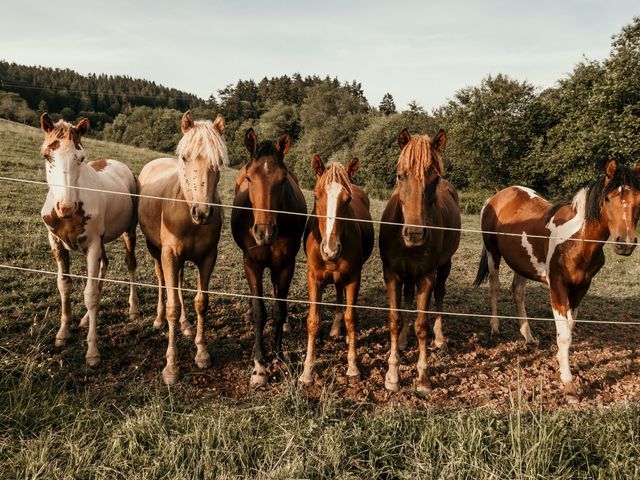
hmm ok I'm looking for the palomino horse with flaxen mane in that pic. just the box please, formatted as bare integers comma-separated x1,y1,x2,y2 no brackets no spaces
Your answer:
380,128,461,395
231,128,307,387
137,111,228,385
474,159,640,403
299,155,374,385
39,113,139,366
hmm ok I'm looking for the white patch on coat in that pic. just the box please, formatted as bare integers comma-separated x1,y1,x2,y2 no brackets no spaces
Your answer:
325,181,342,241
515,186,539,199
545,188,587,272
521,232,547,280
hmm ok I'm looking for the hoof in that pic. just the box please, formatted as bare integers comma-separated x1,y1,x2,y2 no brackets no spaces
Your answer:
385,380,400,392
347,365,361,379
298,372,313,386
86,355,101,367
195,351,211,369
129,312,141,321
55,336,69,348
162,367,180,385
564,382,579,404
565,394,579,405
416,383,433,398
181,325,194,339
250,372,269,388
79,313,89,328
153,318,163,329
329,324,342,338
397,339,408,351
283,321,291,333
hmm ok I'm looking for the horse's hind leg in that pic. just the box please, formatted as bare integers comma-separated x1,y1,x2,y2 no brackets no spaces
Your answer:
330,286,345,338
49,234,72,347
178,267,194,338
152,258,165,329
398,281,414,351
193,255,216,369
433,260,451,349
511,273,536,344
123,227,140,320
344,278,361,379
271,263,295,358
488,252,501,335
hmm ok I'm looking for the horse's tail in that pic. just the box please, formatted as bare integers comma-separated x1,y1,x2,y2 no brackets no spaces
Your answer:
473,247,490,287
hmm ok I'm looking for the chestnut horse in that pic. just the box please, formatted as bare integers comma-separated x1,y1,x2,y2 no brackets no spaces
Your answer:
137,111,228,385
474,159,640,403
299,156,374,385
38,113,139,366
380,128,461,395
231,129,307,387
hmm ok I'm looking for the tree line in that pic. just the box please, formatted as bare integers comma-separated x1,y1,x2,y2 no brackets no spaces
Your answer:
1,17,638,199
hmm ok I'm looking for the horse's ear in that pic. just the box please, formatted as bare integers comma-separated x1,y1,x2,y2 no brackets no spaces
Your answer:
432,129,446,152
605,159,617,179
181,111,194,134
398,128,411,150
213,114,225,135
276,133,291,157
245,128,258,157
75,118,90,137
311,154,325,177
346,156,360,179
40,113,54,133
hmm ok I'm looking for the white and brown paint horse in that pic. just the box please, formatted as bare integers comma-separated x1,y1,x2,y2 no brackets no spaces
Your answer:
39,113,139,366
474,160,640,403
137,111,228,385
299,156,374,385
380,128,461,395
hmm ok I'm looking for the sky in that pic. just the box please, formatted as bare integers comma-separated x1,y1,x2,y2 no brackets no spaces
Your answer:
1,0,637,110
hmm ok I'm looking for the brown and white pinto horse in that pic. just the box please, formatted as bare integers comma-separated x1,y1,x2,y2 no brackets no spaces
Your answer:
299,156,374,385
380,128,461,395
231,129,307,387
474,159,640,403
137,111,228,385
39,114,139,366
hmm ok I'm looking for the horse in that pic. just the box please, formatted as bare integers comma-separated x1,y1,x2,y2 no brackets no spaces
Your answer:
299,156,374,385
474,159,640,403
379,128,461,395
137,111,228,385
38,113,139,366
231,128,307,387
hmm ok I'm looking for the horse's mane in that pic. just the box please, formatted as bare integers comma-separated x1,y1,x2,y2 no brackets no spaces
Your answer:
317,162,353,197
176,120,228,170
40,120,80,155
397,134,444,181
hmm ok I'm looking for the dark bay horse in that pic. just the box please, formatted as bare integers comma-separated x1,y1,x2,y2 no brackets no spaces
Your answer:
138,111,228,385
380,128,461,395
231,128,307,387
299,156,374,385
474,160,640,403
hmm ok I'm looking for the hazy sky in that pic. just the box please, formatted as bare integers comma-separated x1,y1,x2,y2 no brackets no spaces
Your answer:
1,1,637,110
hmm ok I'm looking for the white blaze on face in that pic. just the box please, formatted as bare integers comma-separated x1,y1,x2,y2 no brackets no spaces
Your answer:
47,140,85,207
324,181,342,241
521,232,547,281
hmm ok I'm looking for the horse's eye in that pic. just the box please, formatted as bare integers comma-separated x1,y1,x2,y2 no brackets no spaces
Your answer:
605,197,610,203
245,176,252,183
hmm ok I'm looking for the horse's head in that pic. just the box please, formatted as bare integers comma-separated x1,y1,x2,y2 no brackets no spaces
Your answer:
176,111,228,225
40,113,89,218
311,155,359,261
395,128,446,247
594,159,640,256
243,128,291,246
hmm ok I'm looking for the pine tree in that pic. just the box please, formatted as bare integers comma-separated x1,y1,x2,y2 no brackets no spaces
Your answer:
379,93,396,115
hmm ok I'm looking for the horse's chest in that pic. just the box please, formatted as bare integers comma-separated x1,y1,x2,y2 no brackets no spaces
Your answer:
42,204,92,251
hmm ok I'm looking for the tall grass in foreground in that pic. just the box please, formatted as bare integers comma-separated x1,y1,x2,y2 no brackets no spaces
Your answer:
1,332,639,480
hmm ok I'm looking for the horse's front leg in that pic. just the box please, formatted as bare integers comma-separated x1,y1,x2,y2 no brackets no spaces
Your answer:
384,270,403,392
330,286,345,338
299,272,323,385
271,262,295,359
49,234,72,348
80,249,107,328
344,278,361,379
122,227,140,320
415,274,435,396
432,260,451,349
178,267,194,338
550,283,578,404
161,249,181,385
83,238,104,366
244,258,268,387
194,254,216,369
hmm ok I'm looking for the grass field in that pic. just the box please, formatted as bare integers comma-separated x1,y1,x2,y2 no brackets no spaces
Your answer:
1,118,640,478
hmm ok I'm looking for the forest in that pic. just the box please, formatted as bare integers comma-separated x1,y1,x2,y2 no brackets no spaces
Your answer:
1,17,638,198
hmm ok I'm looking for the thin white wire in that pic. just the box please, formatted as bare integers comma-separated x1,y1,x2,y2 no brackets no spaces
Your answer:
1,263,639,326
0,174,636,247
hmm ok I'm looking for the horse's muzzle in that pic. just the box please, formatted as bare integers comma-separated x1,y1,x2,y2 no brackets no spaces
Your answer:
321,237,342,262
402,225,427,247
614,237,637,256
190,205,213,225
252,223,278,246
55,201,77,218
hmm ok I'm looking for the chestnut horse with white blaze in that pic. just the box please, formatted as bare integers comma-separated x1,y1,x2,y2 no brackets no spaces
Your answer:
299,156,374,385
39,113,139,366
474,159,640,403
231,129,307,387
380,128,461,395
137,111,228,385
